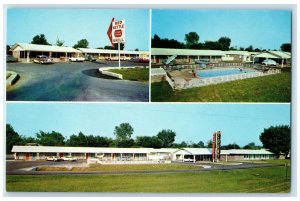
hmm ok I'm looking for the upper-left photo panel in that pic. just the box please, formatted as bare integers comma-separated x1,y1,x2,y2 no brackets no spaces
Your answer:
6,8,150,102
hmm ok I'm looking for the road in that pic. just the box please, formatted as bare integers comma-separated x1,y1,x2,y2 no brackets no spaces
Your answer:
6,160,284,176
6,61,149,102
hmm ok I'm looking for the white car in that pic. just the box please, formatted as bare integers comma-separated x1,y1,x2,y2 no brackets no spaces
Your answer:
69,57,85,62
46,156,62,162
183,158,194,162
262,59,277,66
33,55,53,64
62,156,78,161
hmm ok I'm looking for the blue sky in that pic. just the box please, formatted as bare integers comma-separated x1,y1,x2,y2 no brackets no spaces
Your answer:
6,103,290,147
7,8,150,50
152,9,291,50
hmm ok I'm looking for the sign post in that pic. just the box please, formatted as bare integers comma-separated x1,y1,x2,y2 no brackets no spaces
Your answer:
112,19,125,68
107,18,125,68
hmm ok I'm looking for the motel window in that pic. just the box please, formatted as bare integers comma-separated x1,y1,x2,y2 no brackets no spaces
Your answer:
20,51,26,58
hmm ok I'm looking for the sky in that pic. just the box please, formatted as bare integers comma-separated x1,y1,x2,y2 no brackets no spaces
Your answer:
6,8,150,50
152,9,291,50
6,103,290,147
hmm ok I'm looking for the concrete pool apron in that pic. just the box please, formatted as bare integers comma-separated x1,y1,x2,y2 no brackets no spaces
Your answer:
6,163,284,175
6,62,149,102
167,67,281,90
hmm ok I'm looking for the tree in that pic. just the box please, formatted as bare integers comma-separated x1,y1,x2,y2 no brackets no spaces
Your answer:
151,34,184,49
73,39,89,49
56,38,64,46
184,32,200,48
218,37,231,51
206,140,212,148
104,43,124,50
221,143,240,150
197,140,205,148
31,34,50,45
245,45,254,52
6,124,22,153
114,123,134,147
280,43,291,52
6,45,11,55
157,129,176,148
136,136,163,148
259,125,290,158
36,131,65,146
243,142,262,149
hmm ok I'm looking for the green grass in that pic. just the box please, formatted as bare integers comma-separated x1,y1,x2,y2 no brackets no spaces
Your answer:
6,166,290,192
37,163,201,172
107,67,149,82
151,72,291,102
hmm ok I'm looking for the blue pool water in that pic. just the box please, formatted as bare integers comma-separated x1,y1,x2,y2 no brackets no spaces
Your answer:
196,68,256,78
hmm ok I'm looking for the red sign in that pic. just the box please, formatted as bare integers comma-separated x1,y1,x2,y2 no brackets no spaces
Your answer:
114,29,122,37
107,17,115,47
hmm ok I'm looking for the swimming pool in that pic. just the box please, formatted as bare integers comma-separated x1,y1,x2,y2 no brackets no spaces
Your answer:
196,68,256,78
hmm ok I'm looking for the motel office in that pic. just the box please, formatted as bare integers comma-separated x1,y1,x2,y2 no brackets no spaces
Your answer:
12,145,275,162
10,43,149,63
151,48,291,66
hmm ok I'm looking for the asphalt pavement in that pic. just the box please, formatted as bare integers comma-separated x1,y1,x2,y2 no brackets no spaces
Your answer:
6,61,149,102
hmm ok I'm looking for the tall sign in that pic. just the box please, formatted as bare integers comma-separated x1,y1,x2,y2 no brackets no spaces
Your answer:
212,131,221,162
112,19,125,43
107,18,125,67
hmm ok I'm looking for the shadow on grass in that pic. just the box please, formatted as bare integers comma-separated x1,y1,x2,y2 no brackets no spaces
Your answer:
81,69,119,80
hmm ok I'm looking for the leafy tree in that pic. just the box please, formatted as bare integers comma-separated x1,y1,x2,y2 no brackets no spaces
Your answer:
36,131,65,146
6,45,11,55
73,39,89,49
151,34,184,49
259,125,290,158
136,136,163,148
197,140,205,148
280,43,291,52
114,123,134,141
157,129,176,148
206,140,212,148
184,32,200,48
56,38,64,46
239,47,245,51
218,37,231,51
243,142,262,149
254,48,261,52
31,34,50,45
221,143,240,150
104,43,124,50
245,45,254,52
6,124,23,153
203,41,221,50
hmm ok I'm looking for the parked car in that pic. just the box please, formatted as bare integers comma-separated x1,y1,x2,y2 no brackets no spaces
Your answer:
33,55,53,64
138,58,149,63
183,158,193,162
6,55,18,62
62,156,78,162
69,57,85,62
84,55,97,62
262,59,277,66
46,156,62,162
130,57,140,62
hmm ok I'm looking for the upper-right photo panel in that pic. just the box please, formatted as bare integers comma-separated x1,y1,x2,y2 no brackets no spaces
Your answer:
151,9,292,102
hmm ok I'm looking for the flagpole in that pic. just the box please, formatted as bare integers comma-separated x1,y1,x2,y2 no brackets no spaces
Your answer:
118,42,121,68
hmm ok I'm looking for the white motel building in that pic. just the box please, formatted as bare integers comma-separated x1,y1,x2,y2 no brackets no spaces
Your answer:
10,43,149,63
11,145,275,163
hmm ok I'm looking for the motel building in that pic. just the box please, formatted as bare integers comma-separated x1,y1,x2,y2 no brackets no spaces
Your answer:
151,48,291,66
11,145,276,163
77,48,149,61
10,43,150,63
10,43,82,63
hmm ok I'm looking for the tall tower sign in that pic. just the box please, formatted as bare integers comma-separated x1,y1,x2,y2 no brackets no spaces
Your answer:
212,131,221,162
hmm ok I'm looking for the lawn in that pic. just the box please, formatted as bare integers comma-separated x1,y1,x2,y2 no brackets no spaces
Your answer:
107,67,149,82
6,166,290,193
37,163,201,172
151,72,291,102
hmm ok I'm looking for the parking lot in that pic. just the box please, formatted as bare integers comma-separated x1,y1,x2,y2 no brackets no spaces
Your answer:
6,61,149,102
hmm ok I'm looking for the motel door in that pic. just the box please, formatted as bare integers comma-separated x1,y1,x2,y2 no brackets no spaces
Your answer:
59,153,64,158
25,153,30,160
86,153,89,159
156,57,159,63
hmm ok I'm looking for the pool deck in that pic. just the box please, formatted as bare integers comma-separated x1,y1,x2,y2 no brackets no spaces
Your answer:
166,67,281,90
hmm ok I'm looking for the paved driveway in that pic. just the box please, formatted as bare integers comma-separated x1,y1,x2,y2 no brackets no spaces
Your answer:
6,61,149,102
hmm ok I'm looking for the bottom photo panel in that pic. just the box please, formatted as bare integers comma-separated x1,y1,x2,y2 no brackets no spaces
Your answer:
6,103,291,194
